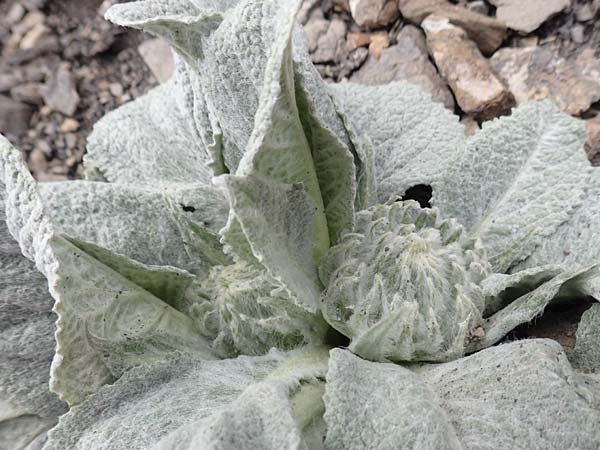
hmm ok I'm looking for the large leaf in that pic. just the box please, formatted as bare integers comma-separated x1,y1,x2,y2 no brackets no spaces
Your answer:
514,171,600,297
38,180,228,275
325,341,600,449
327,81,465,206
292,25,357,242
0,137,216,407
570,303,600,372
86,76,214,185
468,264,599,353
44,346,329,450
107,0,332,262
217,175,323,312
435,101,592,272
0,139,67,449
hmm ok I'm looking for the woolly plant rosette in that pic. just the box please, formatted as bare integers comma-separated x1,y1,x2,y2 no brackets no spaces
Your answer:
2,1,600,449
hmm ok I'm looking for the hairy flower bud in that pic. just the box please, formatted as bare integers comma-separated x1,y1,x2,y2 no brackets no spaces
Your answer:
319,201,490,362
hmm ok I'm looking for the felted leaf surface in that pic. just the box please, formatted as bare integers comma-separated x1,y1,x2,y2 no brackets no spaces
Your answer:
292,25,356,242
44,347,328,450
108,0,332,258
0,143,67,450
324,348,462,450
325,340,600,450
38,180,228,275
320,201,488,362
480,264,563,316
86,78,214,186
435,100,591,272
570,303,600,372
0,137,216,407
514,171,600,297
218,175,323,312
327,81,465,206
468,265,599,352
188,260,327,357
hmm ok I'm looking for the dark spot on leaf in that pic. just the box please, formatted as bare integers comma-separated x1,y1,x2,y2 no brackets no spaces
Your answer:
180,204,196,213
400,185,432,208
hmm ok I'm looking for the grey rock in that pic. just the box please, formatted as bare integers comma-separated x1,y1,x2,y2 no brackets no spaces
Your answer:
4,3,26,26
0,94,33,137
488,0,571,33
303,8,329,52
349,0,400,28
42,63,80,116
0,73,21,93
312,17,348,64
490,46,600,116
138,38,175,84
466,0,489,15
423,15,514,120
351,25,455,109
10,82,44,105
398,0,506,54
575,1,599,22
571,23,586,43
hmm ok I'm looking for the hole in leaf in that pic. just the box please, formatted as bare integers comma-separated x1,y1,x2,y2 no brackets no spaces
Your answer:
180,204,196,213
324,326,350,348
401,185,432,208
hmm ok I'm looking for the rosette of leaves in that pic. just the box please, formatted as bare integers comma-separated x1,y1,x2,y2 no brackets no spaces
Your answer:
2,0,600,449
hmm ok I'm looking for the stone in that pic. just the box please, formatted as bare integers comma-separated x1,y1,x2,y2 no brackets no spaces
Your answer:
296,0,321,25
368,33,389,58
347,32,372,49
570,24,586,43
460,116,479,136
585,115,600,166
488,0,571,33
10,82,44,105
0,94,33,138
423,15,514,120
0,73,21,92
398,0,506,54
490,46,600,116
332,0,351,13
312,17,347,63
303,8,329,52
19,22,50,50
466,0,489,15
575,1,599,22
351,25,455,109
42,63,80,116
109,82,124,97
5,3,26,26
28,148,48,173
138,38,175,83
349,0,400,29
59,118,80,133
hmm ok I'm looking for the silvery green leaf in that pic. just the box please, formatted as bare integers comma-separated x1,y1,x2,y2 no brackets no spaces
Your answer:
86,79,214,186
324,348,462,450
188,261,327,357
38,180,228,275
218,175,323,312
44,347,329,450
468,265,599,353
570,303,600,372
0,415,58,450
325,341,600,450
292,25,357,242
435,100,591,272
0,138,216,406
108,0,332,257
327,81,464,206
49,235,216,405
320,201,488,362
480,265,563,315
0,144,67,450
513,171,600,297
